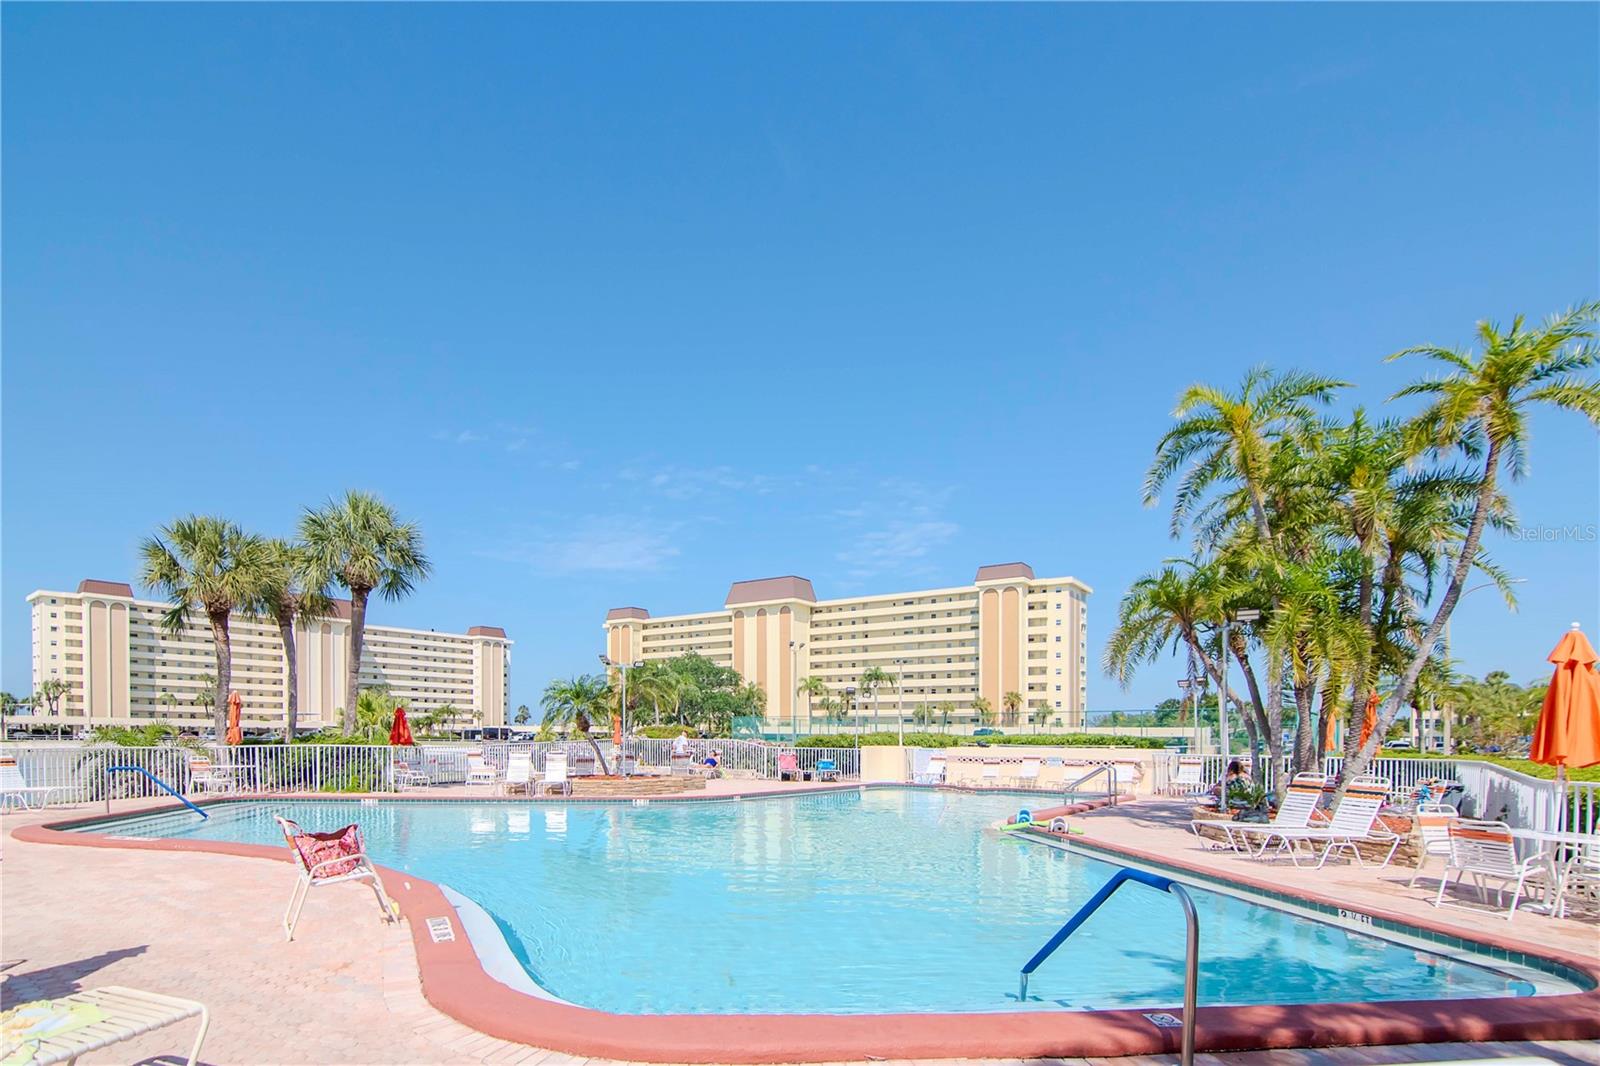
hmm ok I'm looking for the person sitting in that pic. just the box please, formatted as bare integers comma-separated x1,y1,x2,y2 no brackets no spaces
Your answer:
1206,760,1248,807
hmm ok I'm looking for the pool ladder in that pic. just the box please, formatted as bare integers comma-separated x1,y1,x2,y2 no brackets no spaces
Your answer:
1063,763,1117,806
1018,867,1197,1066
105,765,208,819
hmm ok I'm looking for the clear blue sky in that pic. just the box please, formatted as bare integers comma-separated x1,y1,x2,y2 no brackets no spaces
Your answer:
4,4,1597,712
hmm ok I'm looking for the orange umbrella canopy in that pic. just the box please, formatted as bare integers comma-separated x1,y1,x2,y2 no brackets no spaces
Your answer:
225,691,243,746
1530,625,1600,770
389,705,415,746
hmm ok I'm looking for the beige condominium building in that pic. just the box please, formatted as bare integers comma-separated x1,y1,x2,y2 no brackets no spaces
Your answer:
27,580,511,732
604,562,1090,735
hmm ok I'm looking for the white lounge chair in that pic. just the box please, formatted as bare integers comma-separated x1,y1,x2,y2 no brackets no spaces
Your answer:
0,986,209,1066
979,761,1000,788
1433,819,1550,919
1196,772,1328,853
1253,776,1402,868
0,755,63,811
274,815,396,941
1013,757,1042,789
390,756,428,791
501,751,534,795
1407,803,1459,888
464,751,498,789
186,757,237,795
537,751,572,796
913,753,946,785
1167,756,1206,796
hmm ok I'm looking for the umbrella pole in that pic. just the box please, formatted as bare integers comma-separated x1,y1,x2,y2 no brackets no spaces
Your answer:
1555,764,1568,834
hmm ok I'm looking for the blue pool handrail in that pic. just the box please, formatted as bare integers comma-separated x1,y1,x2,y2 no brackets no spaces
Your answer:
1019,865,1197,1066
106,765,208,819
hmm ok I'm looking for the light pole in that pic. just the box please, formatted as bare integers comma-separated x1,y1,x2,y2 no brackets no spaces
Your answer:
1176,677,1193,754
598,655,644,777
893,658,908,745
845,685,858,747
789,640,805,742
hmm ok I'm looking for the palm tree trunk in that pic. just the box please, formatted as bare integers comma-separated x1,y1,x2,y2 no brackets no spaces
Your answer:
1349,439,1501,781
208,610,232,738
345,586,370,734
1291,671,1320,774
278,614,298,742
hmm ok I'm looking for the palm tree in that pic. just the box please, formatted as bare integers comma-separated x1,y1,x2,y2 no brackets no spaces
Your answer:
1002,690,1023,727
859,666,894,733
1342,304,1600,775
514,704,531,725
1030,705,1052,733
140,516,274,737
300,491,431,734
35,680,68,739
258,539,332,742
814,695,839,732
972,696,995,729
936,700,955,734
0,691,19,738
1145,366,1348,544
541,675,612,773
796,676,828,735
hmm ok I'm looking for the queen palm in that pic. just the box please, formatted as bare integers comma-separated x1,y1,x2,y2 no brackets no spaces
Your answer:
972,696,995,728
259,539,332,741
796,676,827,734
1001,690,1023,727
140,516,273,737
1145,366,1347,544
1340,304,1600,778
300,491,431,734
541,675,612,773
859,666,894,733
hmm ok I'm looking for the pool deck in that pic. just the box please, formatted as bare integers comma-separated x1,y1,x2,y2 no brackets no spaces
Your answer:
3,786,1596,1065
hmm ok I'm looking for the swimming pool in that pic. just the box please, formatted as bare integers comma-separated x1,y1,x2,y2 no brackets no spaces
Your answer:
84,788,1561,1016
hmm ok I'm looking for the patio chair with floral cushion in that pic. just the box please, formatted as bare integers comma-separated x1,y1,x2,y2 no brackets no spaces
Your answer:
274,815,397,940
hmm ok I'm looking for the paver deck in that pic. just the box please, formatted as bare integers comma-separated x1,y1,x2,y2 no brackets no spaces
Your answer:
2,790,1595,1065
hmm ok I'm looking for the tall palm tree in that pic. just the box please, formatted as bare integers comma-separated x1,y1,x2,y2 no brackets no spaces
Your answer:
258,539,332,742
1001,690,1024,727
140,516,273,737
300,491,431,734
859,666,894,733
35,679,68,739
972,696,995,728
1145,366,1348,544
936,700,955,734
541,675,612,773
1343,304,1600,774
796,675,828,735
814,695,839,731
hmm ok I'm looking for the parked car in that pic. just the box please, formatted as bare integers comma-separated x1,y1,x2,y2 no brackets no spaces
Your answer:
973,728,1004,736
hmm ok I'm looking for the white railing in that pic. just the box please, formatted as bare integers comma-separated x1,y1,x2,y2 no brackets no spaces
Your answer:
1160,752,1589,831
1,738,863,802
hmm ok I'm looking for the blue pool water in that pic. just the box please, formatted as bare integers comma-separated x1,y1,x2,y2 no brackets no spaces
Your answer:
87,789,1547,1015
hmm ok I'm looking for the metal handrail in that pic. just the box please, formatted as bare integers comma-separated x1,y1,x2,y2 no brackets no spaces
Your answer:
1063,763,1117,805
1018,866,1198,1066
106,765,208,819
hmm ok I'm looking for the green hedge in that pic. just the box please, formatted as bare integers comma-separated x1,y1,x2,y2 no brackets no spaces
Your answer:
795,732,1166,750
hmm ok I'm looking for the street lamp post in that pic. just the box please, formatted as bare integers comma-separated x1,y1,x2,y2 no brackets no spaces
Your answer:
1176,677,1193,754
1217,609,1261,762
845,685,858,747
598,655,644,777
789,640,805,742
893,658,907,745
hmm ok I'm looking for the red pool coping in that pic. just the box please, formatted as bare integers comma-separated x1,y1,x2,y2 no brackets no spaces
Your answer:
13,788,1600,1063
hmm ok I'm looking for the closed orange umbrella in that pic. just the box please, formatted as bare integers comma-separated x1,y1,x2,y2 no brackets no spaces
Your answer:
1356,692,1381,757
225,691,243,746
389,705,415,746
1530,623,1600,830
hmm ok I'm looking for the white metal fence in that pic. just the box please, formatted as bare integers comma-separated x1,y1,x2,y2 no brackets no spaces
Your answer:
1161,751,1594,832
1,738,863,803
